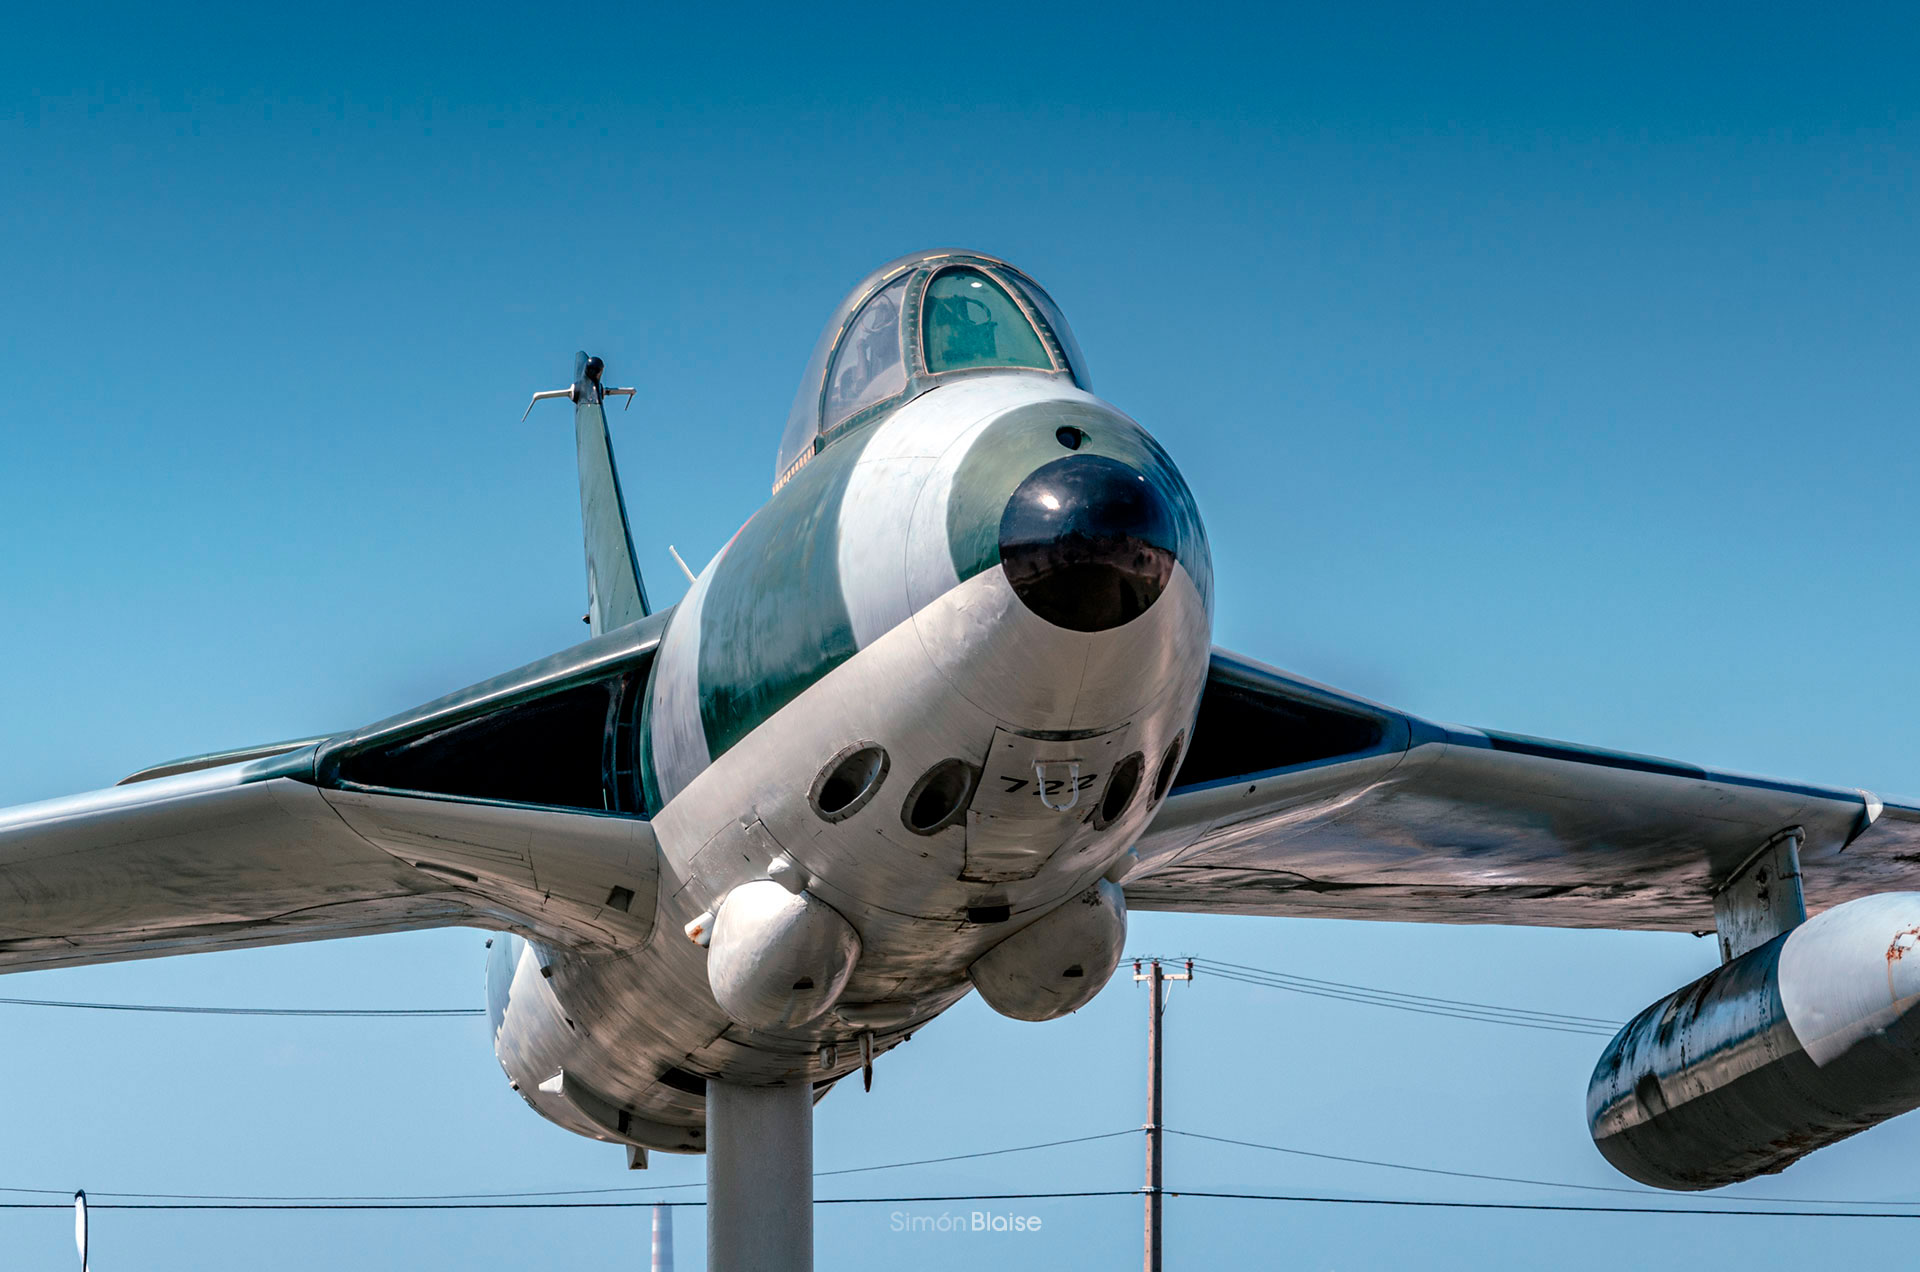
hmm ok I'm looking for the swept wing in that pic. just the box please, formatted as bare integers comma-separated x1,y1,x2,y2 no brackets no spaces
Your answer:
1128,650,1920,930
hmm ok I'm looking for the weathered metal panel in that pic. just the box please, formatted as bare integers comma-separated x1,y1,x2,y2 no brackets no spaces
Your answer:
0,771,474,972
1591,892,1920,1189
1126,649,1894,931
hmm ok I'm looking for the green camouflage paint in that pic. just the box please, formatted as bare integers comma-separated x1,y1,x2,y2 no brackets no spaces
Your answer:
944,401,1212,607
693,423,879,761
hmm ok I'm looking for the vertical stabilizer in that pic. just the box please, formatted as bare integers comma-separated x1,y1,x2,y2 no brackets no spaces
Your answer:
530,353,651,634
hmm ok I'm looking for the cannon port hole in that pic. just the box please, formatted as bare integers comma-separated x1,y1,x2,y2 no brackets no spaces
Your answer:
811,743,889,822
1095,752,1145,829
1150,733,1184,806
902,758,979,835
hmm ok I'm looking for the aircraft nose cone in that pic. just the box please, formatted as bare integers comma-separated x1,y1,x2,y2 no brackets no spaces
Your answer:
999,455,1179,632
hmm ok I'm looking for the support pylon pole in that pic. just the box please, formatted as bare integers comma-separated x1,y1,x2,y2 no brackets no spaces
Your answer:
706,1081,812,1272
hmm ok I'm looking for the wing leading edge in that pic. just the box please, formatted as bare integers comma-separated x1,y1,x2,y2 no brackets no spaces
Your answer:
0,616,672,975
1128,650,1920,930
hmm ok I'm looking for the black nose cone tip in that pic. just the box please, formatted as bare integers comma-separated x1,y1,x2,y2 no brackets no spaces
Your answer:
999,455,1180,633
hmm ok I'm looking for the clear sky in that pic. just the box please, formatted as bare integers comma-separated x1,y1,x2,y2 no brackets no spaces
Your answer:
3,2,1918,1267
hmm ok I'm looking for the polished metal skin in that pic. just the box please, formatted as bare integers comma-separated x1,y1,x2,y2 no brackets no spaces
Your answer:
6,248,1920,1234
1591,893,1920,1189
968,878,1128,1021
1127,653,1920,930
705,879,861,1030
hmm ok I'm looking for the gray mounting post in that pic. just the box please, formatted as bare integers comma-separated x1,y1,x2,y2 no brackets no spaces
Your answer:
706,1081,813,1272
1713,827,1807,963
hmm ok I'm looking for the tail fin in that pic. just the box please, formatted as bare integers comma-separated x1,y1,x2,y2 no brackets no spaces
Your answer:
530,352,651,634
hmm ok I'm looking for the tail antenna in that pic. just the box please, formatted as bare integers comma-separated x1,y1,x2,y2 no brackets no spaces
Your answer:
522,354,637,422
527,351,652,632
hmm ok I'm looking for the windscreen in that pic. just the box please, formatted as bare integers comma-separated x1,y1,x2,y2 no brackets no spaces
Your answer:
922,268,1053,373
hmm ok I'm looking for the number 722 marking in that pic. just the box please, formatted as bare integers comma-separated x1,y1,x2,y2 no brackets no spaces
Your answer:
997,772,1099,796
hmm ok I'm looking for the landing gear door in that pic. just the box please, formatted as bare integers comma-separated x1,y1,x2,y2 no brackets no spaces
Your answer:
963,725,1132,882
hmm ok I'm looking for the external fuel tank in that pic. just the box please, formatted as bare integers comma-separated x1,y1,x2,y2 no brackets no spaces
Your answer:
1590,892,1920,1189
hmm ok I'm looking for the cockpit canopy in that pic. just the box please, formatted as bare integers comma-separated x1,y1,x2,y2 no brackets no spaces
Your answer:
776,250,1089,490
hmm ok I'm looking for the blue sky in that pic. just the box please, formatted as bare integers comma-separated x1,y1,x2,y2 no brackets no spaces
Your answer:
3,2,1918,1267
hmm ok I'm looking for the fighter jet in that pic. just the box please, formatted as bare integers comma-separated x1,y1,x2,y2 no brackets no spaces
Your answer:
7,249,1920,1269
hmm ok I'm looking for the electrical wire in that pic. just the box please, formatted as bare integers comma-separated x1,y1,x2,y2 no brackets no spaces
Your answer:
13,962,1909,1220
1194,965,1615,1037
1188,961,1621,1033
0,1130,1140,1202
1163,1128,1920,1208
3,1118,1915,1218
1191,957,1623,1027
1178,958,1623,1037
0,1191,1135,1211
0,997,482,1017
1164,1191,1920,1219
9,1191,1920,1218
1165,1128,1662,1198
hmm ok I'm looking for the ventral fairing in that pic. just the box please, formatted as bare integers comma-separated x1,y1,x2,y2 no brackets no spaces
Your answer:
9,248,1920,1266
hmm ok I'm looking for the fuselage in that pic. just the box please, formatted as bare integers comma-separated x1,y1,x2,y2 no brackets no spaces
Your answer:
488,255,1214,1153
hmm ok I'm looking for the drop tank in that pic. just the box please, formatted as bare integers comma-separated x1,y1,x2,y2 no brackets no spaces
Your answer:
1590,892,1920,1189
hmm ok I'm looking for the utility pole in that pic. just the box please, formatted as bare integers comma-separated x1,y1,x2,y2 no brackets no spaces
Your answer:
1134,957,1192,1272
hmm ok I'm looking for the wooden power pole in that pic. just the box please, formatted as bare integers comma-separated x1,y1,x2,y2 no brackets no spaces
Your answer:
1135,957,1192,1272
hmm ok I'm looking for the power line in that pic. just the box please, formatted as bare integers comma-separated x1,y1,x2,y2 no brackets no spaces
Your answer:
1167,1129,1661,1199
10,1122,1916,1216
0,997,482,1018
0,1130,1140,1202
1184,960,1622,1037
0,1191,1136,1212
3,1114,1914,1220
1191,958,1622,1028
1166,1191,1920,1220
0,953,1626,1032
7,1190,1920,1219
1163,1129,1920,1208
1195,965,1613,1037
1189,960,1620,1034
1125,950,1616,1036
816,1129,1138,1182
13,961,1906,1221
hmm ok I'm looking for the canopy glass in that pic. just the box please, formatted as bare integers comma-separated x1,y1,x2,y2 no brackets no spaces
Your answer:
776,250,1088,490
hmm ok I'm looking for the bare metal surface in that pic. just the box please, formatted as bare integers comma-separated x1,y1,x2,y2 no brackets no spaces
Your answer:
117,736,334,786
705,880,860,1030
1126,649,1918,931
1713,829,1807,962
1590,893,1920,1189
968,880,1126,1021
322,788,658,953
0,771,473,971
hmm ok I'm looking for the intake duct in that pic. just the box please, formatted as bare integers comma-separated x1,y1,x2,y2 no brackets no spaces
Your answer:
1589,892,1920,1190
315,610,667,816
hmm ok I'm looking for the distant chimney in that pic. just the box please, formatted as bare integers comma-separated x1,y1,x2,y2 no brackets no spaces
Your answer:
651,1203,674,1272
